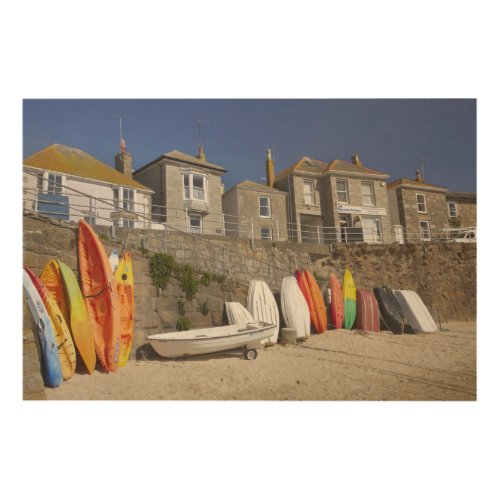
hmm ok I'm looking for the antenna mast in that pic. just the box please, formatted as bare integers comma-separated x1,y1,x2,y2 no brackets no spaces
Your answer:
194,118,210,146
109,114,133,153
419,155,430,181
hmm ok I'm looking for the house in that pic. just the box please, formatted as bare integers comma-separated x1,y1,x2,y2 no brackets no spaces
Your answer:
387,170,449,242
133,146,227,235
23,143,154,228
222,150,288,240
273,153,392,244
445,191,477,229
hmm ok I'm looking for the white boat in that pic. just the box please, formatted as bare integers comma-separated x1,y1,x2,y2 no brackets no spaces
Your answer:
246,280,280,345
393,290,438,332
147,322,275,359
280,276,310,339
225,302,255,325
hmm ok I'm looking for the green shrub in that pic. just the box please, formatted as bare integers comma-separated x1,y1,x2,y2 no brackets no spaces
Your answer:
149,253,177,291
176,317,191,331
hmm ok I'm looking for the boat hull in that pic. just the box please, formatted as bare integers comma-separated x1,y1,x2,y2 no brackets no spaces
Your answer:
280,276,310,339
355,289,380,332
394,290,437,332
304,270,327,333
225,302,254,325
246,280,280,344
373,286,414,334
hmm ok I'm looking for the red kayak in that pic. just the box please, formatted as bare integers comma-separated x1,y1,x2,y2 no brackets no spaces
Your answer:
330,273,344,329
355,289,380,332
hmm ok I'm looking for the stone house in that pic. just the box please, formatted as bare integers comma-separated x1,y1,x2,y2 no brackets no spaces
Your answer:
445,191,477,229
387,171,450,242
133,146,227,235
273,153,392,244
222,150,288,241
23,143,154,229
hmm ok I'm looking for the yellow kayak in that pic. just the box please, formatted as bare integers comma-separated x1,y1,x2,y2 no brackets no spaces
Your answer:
343,267,357,329
115,251,134,366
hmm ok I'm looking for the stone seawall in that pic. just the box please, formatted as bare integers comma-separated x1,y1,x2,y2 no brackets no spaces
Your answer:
22,214,476,398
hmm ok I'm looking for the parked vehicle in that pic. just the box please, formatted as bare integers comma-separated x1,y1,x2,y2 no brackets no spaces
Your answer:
451,229,476,243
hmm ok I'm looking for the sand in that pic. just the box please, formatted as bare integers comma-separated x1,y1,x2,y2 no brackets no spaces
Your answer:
46,321,476,401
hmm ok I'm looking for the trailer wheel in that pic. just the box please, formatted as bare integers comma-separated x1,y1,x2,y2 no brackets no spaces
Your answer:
244,348,258,360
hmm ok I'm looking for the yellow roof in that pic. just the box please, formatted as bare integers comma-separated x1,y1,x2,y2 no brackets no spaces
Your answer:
23,144,153,192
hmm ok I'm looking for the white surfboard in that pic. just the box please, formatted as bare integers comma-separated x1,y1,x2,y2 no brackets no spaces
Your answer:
225,302,255,325
109,249,120,274
246,280,280,345
23,269,62,388
280,276,310,339
393,290,438,332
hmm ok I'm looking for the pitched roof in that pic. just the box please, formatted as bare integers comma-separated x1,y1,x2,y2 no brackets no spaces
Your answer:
386,177,448,192
235,179,287,194
135,149,227,174
446,191,477,201
23,143,153,192
326,159,389,177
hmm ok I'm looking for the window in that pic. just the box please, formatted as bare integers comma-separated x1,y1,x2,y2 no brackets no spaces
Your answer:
448,201,458,218
416,193,427,213
361,181,375,206
47,173,63,195
188,212,202,234
336,179,349,203
183,173,207,201
303,179,315,205
259,196,271,218
419,220,431,241
123,188,134,212
113,188,120,208
261,227,273,240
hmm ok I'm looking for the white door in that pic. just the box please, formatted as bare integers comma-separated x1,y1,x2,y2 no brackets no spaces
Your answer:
361,216,381,243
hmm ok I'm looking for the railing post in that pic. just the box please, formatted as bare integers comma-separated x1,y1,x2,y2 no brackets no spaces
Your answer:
221,213,226,237
275,219,280,241
317,225,321,244
163,223,168,253
250,218,254,240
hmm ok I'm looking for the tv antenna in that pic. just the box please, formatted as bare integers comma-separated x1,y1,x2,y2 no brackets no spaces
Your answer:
194,118,210,146
109,114,133,147
419,155,430,180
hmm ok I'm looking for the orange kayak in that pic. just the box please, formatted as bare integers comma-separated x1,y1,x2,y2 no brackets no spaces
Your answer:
330,273,344,329
40,259,71,328
78,220,120,372
115,251,134,366
304,270,327,333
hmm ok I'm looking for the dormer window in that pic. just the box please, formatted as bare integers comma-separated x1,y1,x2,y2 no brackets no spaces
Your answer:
183,173,207,202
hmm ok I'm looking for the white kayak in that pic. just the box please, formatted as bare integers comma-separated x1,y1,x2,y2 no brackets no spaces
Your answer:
393,290,438,332
280,276,310,339
147,322,275,359
246,280,280,345
109,249,120,274
225,302,254,325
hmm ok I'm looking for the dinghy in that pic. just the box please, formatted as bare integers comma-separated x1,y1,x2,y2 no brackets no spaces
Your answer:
147,322,275,360
373,286,414,334
355,289,380,332
246,280,280,344
225,302,254,325
280,276,310,339
393,290,437,332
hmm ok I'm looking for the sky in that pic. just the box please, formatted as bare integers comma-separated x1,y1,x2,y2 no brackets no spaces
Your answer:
23,99,476,193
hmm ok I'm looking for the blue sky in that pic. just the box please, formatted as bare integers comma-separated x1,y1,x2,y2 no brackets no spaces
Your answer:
23,99,476,192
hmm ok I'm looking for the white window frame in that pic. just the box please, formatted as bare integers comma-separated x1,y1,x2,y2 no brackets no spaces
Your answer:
448,201,458,218
416,193,427,213
361,181,376,206
47,173,63,195
188,212,203,234
182,173,207,202
303,179,315,205
336,178,349,203
122,188,134,213
419,220,431,241
260,226,273,240
259,196,271,218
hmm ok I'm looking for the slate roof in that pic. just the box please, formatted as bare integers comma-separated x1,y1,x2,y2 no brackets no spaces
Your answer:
387,177,448,191
135,149,227,174
231,179,287,194
23,144,153,192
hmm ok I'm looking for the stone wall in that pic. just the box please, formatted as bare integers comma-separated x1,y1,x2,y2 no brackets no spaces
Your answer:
22,213,476,399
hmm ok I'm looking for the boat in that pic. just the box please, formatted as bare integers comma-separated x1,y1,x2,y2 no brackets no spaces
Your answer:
115,251,134,366
24,266,76,380
303,270,327,333
295,270,317,329
343,268,356,329
23,268,62,388
225,302,254,325
78,220,121,372
393,290,437,332
373,286,414,334
147,322,275,359
246,280,280,344
58,260,96,373
355,289,380,332
40,259,71,328
280,276,310,339
329,273,344,329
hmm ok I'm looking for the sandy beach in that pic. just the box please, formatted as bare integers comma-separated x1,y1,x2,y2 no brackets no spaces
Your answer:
46,321,476,401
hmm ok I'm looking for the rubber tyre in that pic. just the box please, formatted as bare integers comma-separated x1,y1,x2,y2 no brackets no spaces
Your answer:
244,348,258,360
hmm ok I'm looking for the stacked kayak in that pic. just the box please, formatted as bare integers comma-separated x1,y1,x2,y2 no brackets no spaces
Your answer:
295,270,327,333
343,268,356,329
329,273,344,329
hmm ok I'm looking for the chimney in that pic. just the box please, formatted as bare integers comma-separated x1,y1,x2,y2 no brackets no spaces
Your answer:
415,170,424,182
351,153,362,166
266,148,275,187
197,144,207,162
114,138,133,178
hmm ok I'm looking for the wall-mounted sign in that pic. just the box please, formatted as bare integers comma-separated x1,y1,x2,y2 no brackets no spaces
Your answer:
337,204,387,216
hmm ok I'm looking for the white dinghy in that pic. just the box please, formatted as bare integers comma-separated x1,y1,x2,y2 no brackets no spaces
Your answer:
147,322,275,360
246,280,280,345
280,276,310,339
393,290,438,332
225,302,255,325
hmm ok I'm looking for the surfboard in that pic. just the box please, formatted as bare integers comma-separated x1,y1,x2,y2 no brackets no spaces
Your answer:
303,270,327,333
225,302,255,325
343,268,356,329
115,251,134,366
24,266,76,380
329,273,344,329
109,249,120,274
23,268,62,388
246,280,280,345
393,290,437,332
280,276,310,339
39,259,71,329
58,260,96,373
78,220,121,372
355,289,380,332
